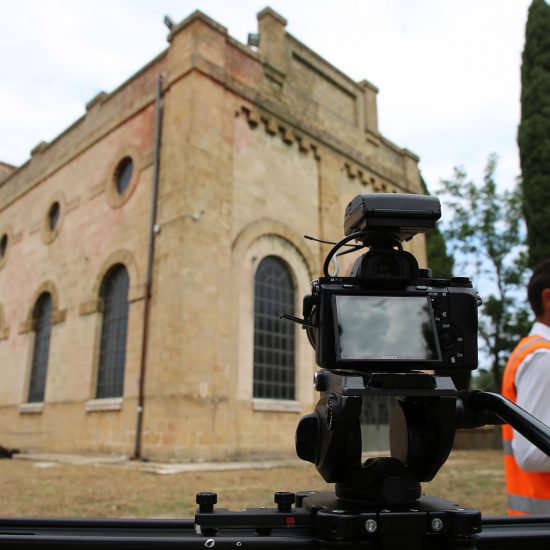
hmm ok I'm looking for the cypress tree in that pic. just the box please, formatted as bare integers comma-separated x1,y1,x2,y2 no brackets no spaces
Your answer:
518,0,550,268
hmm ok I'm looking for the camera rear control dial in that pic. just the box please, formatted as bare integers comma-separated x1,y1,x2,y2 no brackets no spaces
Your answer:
437,323,466,366
439,330,456,350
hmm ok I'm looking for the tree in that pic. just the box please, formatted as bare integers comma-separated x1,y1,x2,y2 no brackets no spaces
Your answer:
420,175,454,279
518,0,550,268
438,154,531,392
420,176,469,388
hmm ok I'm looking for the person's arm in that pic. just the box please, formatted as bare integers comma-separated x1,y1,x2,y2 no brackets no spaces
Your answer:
513,351,550,471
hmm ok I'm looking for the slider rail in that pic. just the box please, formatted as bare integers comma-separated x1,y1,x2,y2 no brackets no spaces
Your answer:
1,514,550,548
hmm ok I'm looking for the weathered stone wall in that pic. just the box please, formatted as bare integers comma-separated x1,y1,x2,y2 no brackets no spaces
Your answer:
0,7,425,460
0,52,165,454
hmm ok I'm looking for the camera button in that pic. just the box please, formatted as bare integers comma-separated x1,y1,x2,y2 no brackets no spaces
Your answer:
416,285,428,290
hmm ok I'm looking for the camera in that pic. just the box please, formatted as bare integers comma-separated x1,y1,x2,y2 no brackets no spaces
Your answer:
299,193,479,372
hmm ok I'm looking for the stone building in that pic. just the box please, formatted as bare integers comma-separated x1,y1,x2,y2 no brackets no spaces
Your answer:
0,8,425,461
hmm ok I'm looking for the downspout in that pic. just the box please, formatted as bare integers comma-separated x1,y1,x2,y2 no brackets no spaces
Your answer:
133,74,164,460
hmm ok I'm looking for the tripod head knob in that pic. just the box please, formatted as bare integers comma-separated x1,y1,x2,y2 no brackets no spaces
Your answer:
274,492,296,512
196,492,217,513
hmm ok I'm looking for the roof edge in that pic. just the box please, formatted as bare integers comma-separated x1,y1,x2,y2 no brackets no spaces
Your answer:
168,9,228,42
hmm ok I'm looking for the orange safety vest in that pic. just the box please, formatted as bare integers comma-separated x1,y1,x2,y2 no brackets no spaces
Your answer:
502,335,550,515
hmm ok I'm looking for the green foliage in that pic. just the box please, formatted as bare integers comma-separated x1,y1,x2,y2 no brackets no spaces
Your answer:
471,369,498,393
420,175,454,278
426,228,454,279
438,155,531,392
518,0,550,268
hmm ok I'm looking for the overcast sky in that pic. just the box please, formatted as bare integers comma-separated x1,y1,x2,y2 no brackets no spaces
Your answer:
0,0,531,194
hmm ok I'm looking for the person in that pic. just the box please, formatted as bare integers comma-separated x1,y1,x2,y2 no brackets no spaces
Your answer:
502,259,550,515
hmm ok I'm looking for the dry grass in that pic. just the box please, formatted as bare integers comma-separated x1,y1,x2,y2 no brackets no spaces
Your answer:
422,450,506,514
0,450,506,518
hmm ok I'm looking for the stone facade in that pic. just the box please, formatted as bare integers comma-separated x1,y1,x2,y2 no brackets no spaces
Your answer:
0,8,426,461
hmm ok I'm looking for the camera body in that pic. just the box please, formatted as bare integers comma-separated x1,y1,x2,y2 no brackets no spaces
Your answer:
305,274,478,372
300,193,479,373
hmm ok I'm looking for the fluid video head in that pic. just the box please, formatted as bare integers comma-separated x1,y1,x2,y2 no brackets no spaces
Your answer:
300,193,479,373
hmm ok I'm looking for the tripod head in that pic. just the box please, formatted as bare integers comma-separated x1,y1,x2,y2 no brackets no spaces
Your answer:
296,371,457,506
296,369,550,509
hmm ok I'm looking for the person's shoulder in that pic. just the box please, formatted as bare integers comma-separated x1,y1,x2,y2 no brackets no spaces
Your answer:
529,321,550,342
516,347,550,386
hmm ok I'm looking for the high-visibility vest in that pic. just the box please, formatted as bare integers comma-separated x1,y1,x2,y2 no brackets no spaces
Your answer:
502,335,550,515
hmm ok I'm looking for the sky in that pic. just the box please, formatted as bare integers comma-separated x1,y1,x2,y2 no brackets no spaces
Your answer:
0,0,532,195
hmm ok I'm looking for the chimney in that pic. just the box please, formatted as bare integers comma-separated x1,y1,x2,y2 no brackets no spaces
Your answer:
257,7,288,74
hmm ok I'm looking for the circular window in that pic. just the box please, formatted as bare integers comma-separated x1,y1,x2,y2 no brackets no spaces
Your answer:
0,234,7,258
114,157,134,195
105,148,140,208
48,202,60,231
41,195,65,244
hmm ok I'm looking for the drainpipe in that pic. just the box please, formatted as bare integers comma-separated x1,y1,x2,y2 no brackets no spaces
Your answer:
133,74,164,460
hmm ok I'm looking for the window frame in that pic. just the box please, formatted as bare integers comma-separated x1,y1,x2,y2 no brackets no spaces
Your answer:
41,193,66,244
95,264,130,400
27,293,53,403
252,255,296,401
0,225,10,270
104,147,141,208
114,156,134,195
234,229,315,414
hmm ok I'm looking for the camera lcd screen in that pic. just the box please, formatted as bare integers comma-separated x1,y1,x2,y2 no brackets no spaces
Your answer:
333,295,441,362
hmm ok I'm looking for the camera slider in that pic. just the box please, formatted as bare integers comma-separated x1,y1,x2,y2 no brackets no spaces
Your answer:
2,510,550,548
194,491,481,549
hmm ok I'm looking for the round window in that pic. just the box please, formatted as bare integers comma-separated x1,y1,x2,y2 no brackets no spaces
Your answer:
114,157,134,195
48,202,60,231
0,234,7,258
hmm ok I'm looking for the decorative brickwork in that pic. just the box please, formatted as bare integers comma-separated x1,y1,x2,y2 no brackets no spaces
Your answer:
86,250,142,311
18,281,66,334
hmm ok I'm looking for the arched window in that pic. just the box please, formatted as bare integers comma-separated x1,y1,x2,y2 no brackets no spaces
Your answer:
253,256,295,400
28,293,52,403
96,265,129,399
